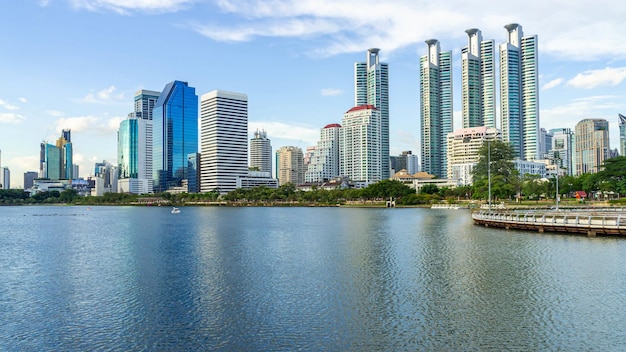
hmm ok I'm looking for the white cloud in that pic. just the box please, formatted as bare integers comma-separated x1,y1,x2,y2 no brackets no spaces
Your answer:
0,99,19,111
249,121,319,146
39,0,50,6
566,67,626,89
47,110,65,117
69,0,193,14
540,95,624,130
0,112,25,123
193,0,626,60
79,85,127,104
320,88,342,96
105,116,125,133
542,78,563,90
18,97,28,103
55,116,100,133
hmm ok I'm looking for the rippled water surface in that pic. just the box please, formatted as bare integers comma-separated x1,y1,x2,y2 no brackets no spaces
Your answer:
2,206,626,351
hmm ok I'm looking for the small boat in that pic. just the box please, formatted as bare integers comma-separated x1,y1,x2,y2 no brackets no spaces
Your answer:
171,207,181,214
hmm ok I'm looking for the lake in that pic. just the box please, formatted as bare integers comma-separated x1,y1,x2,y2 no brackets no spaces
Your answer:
1,206,625,350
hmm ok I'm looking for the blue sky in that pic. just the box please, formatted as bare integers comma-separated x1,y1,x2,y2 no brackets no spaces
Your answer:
1,0,626,187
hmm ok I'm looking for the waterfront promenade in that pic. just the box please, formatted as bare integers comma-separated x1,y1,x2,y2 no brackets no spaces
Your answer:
472,207,626,237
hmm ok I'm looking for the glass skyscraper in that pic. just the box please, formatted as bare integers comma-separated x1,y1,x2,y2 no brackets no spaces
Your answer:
355,48,389,179
152,81,198,192
619,113,626,157
461,29,495,129
420,39,452,178
500,23,539,161
39,129,72,180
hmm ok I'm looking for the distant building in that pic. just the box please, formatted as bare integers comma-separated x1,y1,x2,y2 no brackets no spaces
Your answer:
461,28,496,129
617,114,626,156
152,81,198,192
276,146,304,186
117,116,153,194
355,48,390,179
236,171,278,189
1,167,9,189
40,129,73,180
394,151,419,175
94,160,118,193
23,171,37,190
539,128,553,158
575,118,610,175
133,89,160,120
446,126,500,185
514,159,546,178
340,105,381,184
305,123,341,183
420,39,453,178
250,129,272,174
500,23,539,161
549,128,575,176
200,90,248,194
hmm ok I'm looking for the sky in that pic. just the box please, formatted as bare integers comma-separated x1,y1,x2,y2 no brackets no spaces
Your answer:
1,0,626,188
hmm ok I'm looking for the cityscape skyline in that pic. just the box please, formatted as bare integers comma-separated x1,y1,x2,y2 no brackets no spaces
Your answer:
2,1,626,187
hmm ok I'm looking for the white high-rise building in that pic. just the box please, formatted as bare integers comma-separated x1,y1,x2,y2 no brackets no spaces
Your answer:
355,48,389,179
305,123,341,183
200,90,248,194
276,146,304,186
340,105,382,184
1,167,10,189
447,126,500,185
500,23,539,161
420,39,453,178
250,129,272,174
461,29,496,129
117,115,153,194
550,128,575,176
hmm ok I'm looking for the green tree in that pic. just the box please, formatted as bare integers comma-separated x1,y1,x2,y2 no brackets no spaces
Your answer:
595,156,626,195
471,139,519,200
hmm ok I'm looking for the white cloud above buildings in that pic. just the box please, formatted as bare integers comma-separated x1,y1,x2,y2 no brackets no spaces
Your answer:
320,88,342,97
566,67,626,89
78,86,127,105
542,78,563,90
0,112,25,124
249,121,318,147
68,0,193,14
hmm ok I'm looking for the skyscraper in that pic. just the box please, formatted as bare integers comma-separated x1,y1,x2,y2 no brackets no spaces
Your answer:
446,126,499,185
575,119,609,175
133,89,160,120
39,130,73,180
617,114,626,156
500,23,539,161
420,39,453,178
339,105,382,184
152,81,198,192
305,123,341,183
250,129,272,174
355,48,389,179
200,90,248,194
550,128,575,176
276,146,304,186
461,29,495,129
23,171,37,190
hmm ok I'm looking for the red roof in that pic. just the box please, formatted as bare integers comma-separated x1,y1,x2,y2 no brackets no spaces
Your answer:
345,104,377,113
324,123,342,128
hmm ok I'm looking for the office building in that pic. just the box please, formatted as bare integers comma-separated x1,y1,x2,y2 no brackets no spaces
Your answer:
617,114,626,156
0,167,9,189
420,39,453,177
538,127,553,158
461,29,496,129
305,123,341,183
393,151,419,174
447,126,500,185
355,48,390,179
152,81,198,192
250,129,272,174
339,105,382,184
133,89,160,120
94,160,117,193
24,171,38,190
500,23,539,161
117,116,153,194
200,90,248,194
276,146,304,186
550,128,575,176
575,119,609,175
39,129,73,180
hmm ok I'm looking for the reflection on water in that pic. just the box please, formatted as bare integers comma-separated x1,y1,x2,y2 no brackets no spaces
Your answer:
1,206,626,350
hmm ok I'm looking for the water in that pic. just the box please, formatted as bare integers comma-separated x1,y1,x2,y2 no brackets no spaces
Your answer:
1,206,626,351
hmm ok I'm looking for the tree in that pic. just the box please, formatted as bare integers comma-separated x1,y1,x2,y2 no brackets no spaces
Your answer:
595,156,626,195
471,139,519,200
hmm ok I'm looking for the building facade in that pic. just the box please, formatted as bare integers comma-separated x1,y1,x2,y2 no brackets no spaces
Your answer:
461,29,496,129
39,129,73,180
200,90,248,194
117,116,153,194
549,128,575,176
250,129,272,174
305,123,341,183
276,146,304,186
152,81,198,192
339,105,382,184
355,48,389,179
23,171,37,190
420,39,453,178
500,23,539,161
575,119,610,175
446,126,500,185
617,114,626,156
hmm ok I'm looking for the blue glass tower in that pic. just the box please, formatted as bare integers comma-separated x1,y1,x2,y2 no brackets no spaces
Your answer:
152,81,198,192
